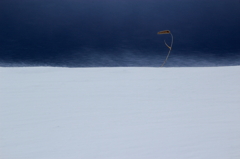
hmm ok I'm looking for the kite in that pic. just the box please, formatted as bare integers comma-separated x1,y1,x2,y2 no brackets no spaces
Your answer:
157,30,173,67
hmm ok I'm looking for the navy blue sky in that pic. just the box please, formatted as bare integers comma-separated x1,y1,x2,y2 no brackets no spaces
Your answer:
0,0,240,67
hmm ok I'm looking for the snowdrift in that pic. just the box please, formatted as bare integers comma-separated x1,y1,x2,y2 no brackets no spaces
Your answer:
1,66,240,159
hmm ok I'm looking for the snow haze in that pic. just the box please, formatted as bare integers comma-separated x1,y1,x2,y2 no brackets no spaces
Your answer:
1,66,240,159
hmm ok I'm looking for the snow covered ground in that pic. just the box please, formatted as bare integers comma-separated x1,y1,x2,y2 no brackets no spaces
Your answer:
1,66,240,159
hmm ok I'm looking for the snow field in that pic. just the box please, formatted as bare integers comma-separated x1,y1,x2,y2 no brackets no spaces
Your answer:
1,66,240,159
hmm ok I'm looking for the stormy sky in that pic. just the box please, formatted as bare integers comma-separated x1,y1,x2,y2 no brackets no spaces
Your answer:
0,0,240,67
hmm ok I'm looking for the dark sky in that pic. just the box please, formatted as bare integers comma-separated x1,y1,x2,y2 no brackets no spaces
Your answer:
1,0,240,67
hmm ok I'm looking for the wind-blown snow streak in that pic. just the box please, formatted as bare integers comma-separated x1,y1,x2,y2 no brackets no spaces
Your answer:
1,66,240,159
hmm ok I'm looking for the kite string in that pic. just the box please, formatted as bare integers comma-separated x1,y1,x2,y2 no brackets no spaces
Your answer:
161,32,173,67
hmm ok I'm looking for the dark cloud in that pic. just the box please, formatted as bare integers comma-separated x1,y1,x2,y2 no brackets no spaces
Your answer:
0,0,240,66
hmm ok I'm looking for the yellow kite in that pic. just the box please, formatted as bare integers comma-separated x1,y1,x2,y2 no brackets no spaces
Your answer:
157,30,173,67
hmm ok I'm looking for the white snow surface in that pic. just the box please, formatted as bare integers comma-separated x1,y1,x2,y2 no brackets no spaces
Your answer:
1,66,240,159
